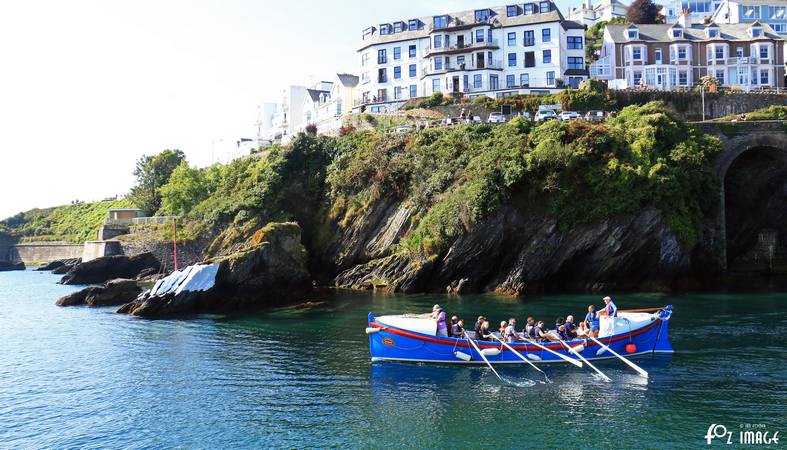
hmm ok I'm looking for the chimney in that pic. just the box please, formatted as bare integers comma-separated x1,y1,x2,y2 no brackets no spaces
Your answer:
585,0,592,9
678,8,692,27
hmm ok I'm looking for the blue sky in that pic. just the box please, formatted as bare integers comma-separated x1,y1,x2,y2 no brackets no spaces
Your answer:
0,0,584,219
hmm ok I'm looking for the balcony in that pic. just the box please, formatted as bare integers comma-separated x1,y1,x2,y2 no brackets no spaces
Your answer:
428,17,493,33
421,60,503,77
424,39,499,56
726,57,751,65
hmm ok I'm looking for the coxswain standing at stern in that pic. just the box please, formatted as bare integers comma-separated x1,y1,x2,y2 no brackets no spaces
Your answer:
599,296,618,318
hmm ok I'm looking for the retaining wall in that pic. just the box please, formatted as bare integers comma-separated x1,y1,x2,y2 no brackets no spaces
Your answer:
6,243,84,264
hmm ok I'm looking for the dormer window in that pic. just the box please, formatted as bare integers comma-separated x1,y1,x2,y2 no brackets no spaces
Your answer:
507,5,519,17
380,24,392,35
475,9,491,23
671,28,683,39
393,21,405,33
626,28,639,40
749,26,762,38
706,26,719,38
408,19,420,31
433,15,448,29
524,3,534,14
539,1,550,12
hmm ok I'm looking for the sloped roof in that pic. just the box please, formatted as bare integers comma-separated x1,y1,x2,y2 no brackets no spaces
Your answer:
562,20,586,30
606,22,781,42
337,73,359,87
360,2,565,50
306,89,330,102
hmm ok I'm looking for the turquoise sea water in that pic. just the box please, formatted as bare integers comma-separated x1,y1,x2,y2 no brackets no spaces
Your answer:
0,270,785,448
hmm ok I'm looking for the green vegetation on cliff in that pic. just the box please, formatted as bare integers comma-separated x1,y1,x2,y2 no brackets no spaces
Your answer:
156,101,719,261
716,105,787,122
1,199,135,243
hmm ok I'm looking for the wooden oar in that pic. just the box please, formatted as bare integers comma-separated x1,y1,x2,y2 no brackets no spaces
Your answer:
588,336,648,379
490,334,549,380
559,340,611,382
521,336,583,368
464,332,502,381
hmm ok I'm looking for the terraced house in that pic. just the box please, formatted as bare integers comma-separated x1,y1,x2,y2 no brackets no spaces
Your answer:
590,12,785,90
357,2,587,112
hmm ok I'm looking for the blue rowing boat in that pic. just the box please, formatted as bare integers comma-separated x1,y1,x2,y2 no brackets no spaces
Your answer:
366,307,673,365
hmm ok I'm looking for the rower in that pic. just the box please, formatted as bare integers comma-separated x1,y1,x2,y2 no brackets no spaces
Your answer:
550,317,567,341
600,296,618,318
450,319,465,338
524,316,536,338
476,320,492,341
431,304,448,337
564,315,578,340
532,320,549,342
474,315,486,332
504,318,523,343
498,320,508,335
581,305,600,338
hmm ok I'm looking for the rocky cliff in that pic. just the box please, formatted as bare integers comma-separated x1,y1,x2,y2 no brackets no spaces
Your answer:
118,222,311,317
321,199,688,295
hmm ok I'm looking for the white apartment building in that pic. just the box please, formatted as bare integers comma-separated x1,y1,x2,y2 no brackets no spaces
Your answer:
590,13,785,90
301,74,359,134
271,85,308,144
662,0,724,23
255,102,278,147
711,0,787,36
357,2,589,112
569,0,629,27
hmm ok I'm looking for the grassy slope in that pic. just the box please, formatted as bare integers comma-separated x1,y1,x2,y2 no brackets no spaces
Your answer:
1,199,135,243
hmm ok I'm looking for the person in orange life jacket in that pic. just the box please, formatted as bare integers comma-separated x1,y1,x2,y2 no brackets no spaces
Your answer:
564,315,578,340
599,296,618,318
431,304,448,337
450,319,465,338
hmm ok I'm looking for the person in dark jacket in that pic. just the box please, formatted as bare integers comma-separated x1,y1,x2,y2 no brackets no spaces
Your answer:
451,319,465,338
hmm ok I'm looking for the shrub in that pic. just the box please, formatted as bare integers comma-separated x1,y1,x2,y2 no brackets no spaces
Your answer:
305,123,318,136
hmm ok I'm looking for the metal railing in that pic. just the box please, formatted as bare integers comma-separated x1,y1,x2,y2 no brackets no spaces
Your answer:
131,216,178,225
424,39,500,56
422,60,503,76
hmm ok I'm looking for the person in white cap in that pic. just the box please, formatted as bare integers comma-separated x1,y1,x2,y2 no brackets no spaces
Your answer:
431,304,448,337
600,296,618,318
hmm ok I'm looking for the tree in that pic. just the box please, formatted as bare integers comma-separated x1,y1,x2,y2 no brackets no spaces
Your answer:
129,149,186,215
157,161,208,216
626,0,662,24
585,17,627,63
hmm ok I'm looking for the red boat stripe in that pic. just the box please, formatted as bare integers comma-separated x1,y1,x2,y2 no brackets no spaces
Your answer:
370,320,660,351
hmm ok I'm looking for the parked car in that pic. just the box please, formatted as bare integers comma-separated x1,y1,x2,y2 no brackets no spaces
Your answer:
468,115,483,124
518,111,532,120
535,110,557,122
395,125,414,133
584,110,605,122
559,111,580,121
487,112,507,123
